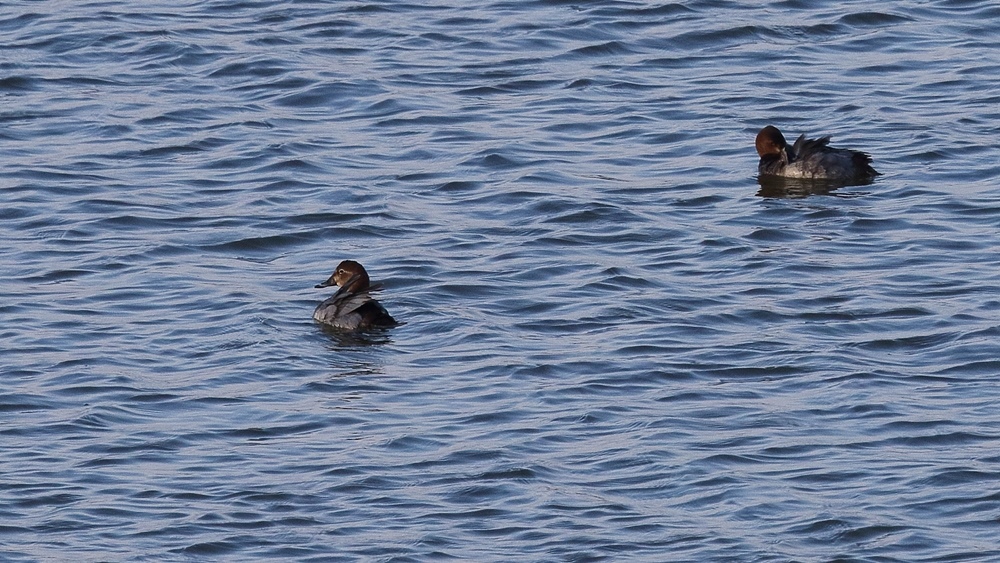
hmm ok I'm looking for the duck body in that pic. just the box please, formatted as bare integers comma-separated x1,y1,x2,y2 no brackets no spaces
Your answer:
313,260,397,331
756,125,879,182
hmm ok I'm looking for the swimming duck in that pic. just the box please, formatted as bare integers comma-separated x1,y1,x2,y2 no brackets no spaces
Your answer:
313,260,397,330
755,125,879,182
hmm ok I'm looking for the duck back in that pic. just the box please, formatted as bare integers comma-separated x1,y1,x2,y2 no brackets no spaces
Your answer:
780,134,879,181
313,289,397,331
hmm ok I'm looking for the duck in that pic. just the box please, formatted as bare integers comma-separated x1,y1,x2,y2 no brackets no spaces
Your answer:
755,125,879,182
313,260,397,331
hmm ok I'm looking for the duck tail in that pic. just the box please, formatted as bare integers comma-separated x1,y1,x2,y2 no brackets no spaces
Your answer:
853,151,880,177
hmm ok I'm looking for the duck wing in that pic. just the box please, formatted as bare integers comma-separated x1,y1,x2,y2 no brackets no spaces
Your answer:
789,134,831,163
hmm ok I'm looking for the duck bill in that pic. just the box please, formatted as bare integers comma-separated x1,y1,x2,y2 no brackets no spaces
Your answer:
315,277,336,289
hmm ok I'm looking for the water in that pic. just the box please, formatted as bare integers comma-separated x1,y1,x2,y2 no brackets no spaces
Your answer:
3,0,1000,560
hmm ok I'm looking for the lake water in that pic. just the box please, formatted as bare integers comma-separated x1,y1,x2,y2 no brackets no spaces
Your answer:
3,0,1000,560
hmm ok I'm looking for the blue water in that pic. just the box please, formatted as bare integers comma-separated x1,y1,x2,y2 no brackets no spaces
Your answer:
3,0,1000,560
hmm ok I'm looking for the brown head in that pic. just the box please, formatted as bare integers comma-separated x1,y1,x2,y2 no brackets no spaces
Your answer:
315,259,371,293
755,125,788,158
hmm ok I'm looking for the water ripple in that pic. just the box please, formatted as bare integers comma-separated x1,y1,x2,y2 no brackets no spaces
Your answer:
2,0,1000,561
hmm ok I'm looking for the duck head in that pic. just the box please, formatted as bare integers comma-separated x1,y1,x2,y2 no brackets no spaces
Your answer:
315,259,371,293
755,125,789,159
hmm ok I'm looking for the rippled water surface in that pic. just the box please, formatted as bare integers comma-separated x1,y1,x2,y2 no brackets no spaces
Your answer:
3,0,1000,560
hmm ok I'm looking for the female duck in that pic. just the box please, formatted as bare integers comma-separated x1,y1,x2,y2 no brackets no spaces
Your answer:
755,125,879,182
313,260,397,331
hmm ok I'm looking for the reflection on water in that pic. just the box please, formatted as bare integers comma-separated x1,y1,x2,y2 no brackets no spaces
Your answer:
755,175,878,198
316,322,397,348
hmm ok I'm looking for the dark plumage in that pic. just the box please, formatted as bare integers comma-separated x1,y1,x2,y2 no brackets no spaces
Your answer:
756,125,879,182
313,260,397,331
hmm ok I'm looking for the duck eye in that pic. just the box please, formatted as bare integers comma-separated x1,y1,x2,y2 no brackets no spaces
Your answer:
337,269,345,275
